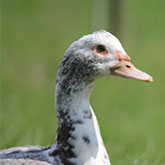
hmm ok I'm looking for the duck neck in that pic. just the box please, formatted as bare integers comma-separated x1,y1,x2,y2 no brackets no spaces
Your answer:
50,81,110,164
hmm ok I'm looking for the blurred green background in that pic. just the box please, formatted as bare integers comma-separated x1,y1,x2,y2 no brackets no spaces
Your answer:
1,0,165,164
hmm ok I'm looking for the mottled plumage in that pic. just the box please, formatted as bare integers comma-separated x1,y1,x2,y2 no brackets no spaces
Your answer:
0,30,153,165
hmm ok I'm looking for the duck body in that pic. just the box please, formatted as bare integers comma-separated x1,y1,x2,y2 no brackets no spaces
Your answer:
0,146,51,164
0,30,153,165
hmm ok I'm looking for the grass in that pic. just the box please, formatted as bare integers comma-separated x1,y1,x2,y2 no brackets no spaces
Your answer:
1,0,165,164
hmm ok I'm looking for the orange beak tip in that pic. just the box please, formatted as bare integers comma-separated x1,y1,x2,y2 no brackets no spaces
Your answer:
148,76,154,82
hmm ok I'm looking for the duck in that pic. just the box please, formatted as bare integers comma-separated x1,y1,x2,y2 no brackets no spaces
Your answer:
0,30,153,165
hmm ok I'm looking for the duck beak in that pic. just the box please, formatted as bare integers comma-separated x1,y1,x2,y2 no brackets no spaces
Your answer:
110,61,153,82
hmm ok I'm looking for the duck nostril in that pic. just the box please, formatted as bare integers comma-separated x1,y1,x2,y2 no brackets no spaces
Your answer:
126,65,131,68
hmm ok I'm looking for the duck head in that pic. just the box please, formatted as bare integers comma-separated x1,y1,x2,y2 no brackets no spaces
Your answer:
58,30,153,88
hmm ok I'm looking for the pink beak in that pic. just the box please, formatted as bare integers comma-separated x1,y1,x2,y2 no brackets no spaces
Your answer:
110,51,153,82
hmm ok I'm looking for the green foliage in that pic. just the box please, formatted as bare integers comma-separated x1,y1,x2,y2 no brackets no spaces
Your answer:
1,0,165,164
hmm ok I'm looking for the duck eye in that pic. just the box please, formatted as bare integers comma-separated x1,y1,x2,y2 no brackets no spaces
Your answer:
96,45,106,53
92,44,108,56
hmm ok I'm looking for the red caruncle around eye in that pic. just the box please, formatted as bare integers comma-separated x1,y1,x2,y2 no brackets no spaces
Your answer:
92,44,108,57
